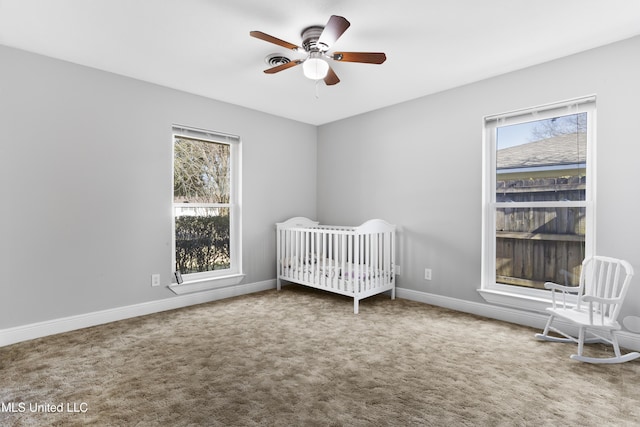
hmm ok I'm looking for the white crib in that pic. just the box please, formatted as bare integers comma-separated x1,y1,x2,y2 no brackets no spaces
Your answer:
276,217,396,314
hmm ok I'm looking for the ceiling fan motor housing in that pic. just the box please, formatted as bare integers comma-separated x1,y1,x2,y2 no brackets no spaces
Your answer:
301,26,327,51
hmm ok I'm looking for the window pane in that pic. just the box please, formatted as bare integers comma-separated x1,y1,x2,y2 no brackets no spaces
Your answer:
496,207,585,288
175,207,230,274
174,137,230,203
496,113,586,202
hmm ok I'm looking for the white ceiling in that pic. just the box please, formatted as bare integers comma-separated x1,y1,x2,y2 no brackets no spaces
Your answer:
2,0,640,125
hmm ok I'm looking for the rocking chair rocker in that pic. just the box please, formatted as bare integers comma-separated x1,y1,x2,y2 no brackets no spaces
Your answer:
535,256,640,364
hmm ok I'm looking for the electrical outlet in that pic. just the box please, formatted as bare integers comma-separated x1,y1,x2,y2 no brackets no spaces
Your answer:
424,268,432,281
395,265,402,276
151,274,161,287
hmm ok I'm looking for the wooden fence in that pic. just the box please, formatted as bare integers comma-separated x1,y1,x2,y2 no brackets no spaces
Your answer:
495,176,586,289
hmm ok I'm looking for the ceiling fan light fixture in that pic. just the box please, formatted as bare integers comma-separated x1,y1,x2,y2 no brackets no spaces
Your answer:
303,55,329,80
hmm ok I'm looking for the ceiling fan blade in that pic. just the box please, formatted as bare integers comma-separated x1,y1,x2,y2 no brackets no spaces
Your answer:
317,15,350,49
263,60,302,74
324,66,340,86
332,52,387,64
250,31,301,51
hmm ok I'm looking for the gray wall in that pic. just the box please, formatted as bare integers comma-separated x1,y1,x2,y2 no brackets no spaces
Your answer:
3,35,640,331
317,36,640,318
0,45,317,328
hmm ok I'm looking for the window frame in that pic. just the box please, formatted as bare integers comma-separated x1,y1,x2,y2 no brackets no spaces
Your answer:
169,125,243,294
479,96,596,311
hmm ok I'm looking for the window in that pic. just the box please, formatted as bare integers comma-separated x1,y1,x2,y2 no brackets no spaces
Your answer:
480,97,595,311
170,126,243,293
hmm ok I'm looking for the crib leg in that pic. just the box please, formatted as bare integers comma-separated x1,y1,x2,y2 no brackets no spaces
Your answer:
391,287,396,300
277,278,281,291
354,298,359,314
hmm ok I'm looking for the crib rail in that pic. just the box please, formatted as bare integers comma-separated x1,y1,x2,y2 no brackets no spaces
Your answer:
276,217,396,313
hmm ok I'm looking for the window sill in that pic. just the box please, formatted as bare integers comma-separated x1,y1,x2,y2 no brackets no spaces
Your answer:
477,288,561,313
169,274,245,295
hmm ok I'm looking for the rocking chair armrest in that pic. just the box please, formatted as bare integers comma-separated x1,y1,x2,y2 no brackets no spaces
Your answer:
544,282,580,293
582,295,622,326
582,295,621,304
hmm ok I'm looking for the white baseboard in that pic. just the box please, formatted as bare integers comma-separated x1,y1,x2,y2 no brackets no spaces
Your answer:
396,287,640,352
0,279,276,347
5,282,639,353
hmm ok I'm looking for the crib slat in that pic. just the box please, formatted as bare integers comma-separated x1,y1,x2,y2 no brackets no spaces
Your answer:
286,229,290,279
340,234,346,292
365,234,370,291
276,228,282,289
372,233,378,289
330,232,342,289
302,230,307,282
291,229,296,280
324,231,329,289
289,229,294,280
322,232,327,287
314,231,318,285
331,232,338,289
344,234,350,292
295,229,301,281
372,233,377,289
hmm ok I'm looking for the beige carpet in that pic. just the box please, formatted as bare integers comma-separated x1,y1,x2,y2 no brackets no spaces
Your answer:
1,286,639,426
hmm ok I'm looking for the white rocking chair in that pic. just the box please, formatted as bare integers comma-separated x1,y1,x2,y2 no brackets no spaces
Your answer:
535,256,640,364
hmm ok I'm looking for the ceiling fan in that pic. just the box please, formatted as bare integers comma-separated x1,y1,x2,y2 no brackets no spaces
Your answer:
250,15,386,86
